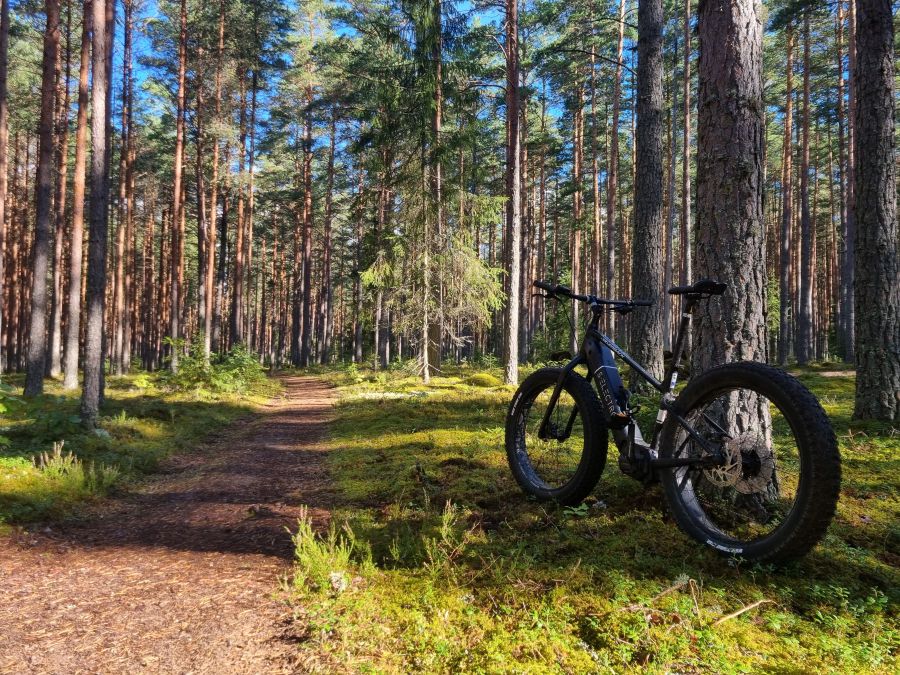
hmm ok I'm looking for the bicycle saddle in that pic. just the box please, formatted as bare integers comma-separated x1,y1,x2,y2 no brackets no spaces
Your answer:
668,279,727,297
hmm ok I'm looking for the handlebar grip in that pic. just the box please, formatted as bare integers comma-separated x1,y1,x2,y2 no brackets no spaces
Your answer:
533,280,554,292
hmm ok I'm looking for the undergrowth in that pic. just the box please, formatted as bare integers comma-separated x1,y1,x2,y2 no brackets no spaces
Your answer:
289,363,898,673
0,366,278,525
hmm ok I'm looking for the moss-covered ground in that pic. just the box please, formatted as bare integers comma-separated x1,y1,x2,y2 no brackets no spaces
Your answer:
290,363,898,673
0,372,279,526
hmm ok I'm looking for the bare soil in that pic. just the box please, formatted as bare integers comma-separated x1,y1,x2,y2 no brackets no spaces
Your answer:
0,376,334,674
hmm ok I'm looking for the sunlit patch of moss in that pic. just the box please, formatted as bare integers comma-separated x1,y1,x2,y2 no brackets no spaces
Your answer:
290,364,898,673
0,371,279,524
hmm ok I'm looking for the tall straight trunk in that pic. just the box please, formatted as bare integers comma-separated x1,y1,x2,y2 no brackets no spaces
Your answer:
245,71,258,344
24,0,61,397
318,111,336,364
680,0,692,352
195,68,207,348
504,0,520,385
570,85,583,354
112,0,132,375
777,25,794,365
0,0,8,372
353,172,363,363
432,0,444,371
843,0,856,361
796,14,813,365
630,0,665,387
204,0,225,360
63,0,90,389
663,39,677,353
834,0,849,356
299,92,314,367
606,0,626,336
168,0,187,371
590,49,600,297
81,0,110,424
231,76,247,348
853,0,898,421
694,0,767,372
48,1,71,378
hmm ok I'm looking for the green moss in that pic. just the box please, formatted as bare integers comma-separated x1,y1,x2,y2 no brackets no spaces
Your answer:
290,365,899,673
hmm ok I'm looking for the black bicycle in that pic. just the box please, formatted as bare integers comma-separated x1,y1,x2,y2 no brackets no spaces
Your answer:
505,279,841,563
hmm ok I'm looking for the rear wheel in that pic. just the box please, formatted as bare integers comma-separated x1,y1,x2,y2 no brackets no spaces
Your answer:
505,368,607,505
659,362,841,563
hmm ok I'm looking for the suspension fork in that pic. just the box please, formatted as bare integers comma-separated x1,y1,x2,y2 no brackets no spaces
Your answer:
537,354,585,441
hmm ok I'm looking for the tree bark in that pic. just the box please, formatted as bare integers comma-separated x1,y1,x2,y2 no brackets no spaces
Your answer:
777,25,794,366
504,0,521,385
168,0,187,371
47,0,71,378
606,0,626,338
318,111,336,364
63,0,91,389
0,0,8,372
796,14,813,365
24,0,61,397
694,0,767,374
630,0,665,387
81,0,111,424
853,0,898,421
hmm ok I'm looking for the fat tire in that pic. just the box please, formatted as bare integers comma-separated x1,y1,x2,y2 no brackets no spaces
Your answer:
505,367,607,505
659,362,841,564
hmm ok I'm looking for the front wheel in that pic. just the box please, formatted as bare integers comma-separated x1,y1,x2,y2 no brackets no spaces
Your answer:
659,362,841,564
505,368,607,505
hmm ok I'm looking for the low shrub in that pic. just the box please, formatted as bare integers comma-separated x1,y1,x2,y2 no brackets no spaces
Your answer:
464,372,503,388
162,341,265,395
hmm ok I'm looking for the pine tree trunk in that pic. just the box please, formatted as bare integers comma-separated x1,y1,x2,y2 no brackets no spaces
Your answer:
606,0,626,337
852,0,898,421
168,0,187,371
81,0,110,424
24,0,61,397
0,0,7,373
843,0,857,361
778,26,794,365
112,0,132,375
204,0,225,360
630,0,665,388
47,1,71,378
299,91,314,367
63,0,90,389
694,0,767,373
504,0,521,385
796,14,813,365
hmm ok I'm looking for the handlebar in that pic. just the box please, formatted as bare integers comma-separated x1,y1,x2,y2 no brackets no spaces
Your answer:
532,280,653,310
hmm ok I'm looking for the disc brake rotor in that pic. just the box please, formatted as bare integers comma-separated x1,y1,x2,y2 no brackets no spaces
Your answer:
703,433,776,494
703,440,742,488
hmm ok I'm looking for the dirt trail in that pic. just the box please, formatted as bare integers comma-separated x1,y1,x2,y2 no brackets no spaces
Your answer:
0,376,334,674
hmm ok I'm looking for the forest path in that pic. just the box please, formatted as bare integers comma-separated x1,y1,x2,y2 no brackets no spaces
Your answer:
0,376,335,674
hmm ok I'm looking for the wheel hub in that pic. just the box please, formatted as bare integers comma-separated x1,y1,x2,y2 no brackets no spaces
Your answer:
704,433,775,494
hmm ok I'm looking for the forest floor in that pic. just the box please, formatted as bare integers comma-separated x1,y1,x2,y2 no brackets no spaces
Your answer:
287,363,898,673
0,375,335,674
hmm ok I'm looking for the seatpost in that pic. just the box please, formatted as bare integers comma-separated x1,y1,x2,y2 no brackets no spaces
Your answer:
663,296,698,393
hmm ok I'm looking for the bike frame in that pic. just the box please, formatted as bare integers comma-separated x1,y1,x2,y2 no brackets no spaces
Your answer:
538,294,723,471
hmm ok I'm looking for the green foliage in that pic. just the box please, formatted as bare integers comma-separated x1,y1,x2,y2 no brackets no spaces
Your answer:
0,442,119,523
292,506,374,597
288,368,899,672
463,373,502,388
162,341,266,396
